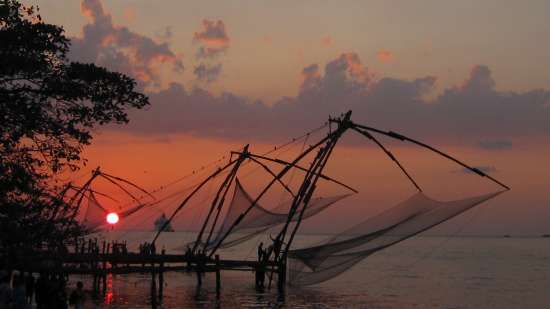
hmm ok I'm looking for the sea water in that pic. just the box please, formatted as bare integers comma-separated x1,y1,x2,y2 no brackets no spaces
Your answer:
70,232,550,308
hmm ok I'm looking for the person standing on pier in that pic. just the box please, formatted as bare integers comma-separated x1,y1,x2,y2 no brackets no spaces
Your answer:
69,282,85,309
11,273,27,309
195,250,206,287
34,273,47,309
25,274,34,305
256,243,266,290
0,271,13,309
257,242,264,262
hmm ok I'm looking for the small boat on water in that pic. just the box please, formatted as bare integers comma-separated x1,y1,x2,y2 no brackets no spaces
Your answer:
542,234,550,238
155,213,174,232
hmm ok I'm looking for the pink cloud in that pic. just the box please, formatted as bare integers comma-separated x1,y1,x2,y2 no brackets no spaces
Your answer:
193,19,229,56
377,49,393,63
338,52,371,84
70,0,184,87
192,19,230,82
320,36,333,47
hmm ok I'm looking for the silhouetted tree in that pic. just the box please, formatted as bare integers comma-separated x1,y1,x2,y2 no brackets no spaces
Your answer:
0,0,149,260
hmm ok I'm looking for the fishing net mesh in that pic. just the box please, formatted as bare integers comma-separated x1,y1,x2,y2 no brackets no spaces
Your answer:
287,190,503,286
82,192,108,231
81,192,148,232
119,203,148,218
210,179,351,249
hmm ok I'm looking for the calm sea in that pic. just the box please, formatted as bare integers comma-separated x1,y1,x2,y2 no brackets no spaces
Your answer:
70,232,550,308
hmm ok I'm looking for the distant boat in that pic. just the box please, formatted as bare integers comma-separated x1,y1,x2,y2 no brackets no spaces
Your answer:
503,234,511,238
542,234,550,238
154,213,174,232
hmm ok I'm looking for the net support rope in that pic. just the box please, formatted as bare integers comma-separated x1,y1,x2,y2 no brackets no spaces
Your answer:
207,179,352,249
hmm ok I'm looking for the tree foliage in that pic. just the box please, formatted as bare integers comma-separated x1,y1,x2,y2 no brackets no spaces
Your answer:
0,0,149,254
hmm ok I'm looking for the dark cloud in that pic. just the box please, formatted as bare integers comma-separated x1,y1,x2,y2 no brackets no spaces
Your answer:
191,19,229,83
70,0,183,87
300,64,321,92
193,19,229,46
126,83,269,139
193,63,223,83
478,140,513,150
121,54,550,145
193,19,229,59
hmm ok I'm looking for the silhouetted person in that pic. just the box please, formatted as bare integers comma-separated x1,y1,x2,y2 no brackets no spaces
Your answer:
255,263,265,291
0,271,13,308
184,246,193,271
270,234,283,259
69,281,85,309
255,243,267,290
25,273,34,305
47,274,59,308
12,274,26,309
50,274,68,309
195,250,207,287
257,242,264,262
35,273,48,309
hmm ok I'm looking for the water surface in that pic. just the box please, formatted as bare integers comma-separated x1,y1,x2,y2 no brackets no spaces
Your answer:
70,233,550,308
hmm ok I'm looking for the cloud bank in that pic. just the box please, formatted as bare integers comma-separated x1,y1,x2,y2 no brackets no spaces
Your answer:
126,56,550,143
68,1,550,144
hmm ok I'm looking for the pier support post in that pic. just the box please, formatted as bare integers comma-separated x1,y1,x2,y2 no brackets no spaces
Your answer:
151,251,157,309
159,249,165,302
102,240,107,295
215,255,221,297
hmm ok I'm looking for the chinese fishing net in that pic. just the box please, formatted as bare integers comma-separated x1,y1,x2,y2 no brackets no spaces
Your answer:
82,191,148,232
287,190,504,286
208,179,352,249
82,192,108,231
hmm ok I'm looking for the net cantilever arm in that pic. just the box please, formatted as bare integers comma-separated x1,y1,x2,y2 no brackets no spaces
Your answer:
242,152,358,194
351,122,510,191
351,126,422,192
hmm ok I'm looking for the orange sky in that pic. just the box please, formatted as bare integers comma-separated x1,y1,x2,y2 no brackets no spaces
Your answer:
24,0,550,236
78,131,550,236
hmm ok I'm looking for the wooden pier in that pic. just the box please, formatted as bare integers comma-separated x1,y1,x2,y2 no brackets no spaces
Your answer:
7,239,284,307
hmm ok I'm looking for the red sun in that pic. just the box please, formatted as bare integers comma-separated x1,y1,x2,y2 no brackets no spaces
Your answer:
106,212,119,225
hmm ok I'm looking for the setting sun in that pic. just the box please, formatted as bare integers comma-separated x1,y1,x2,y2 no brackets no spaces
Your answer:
106,212,119,225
